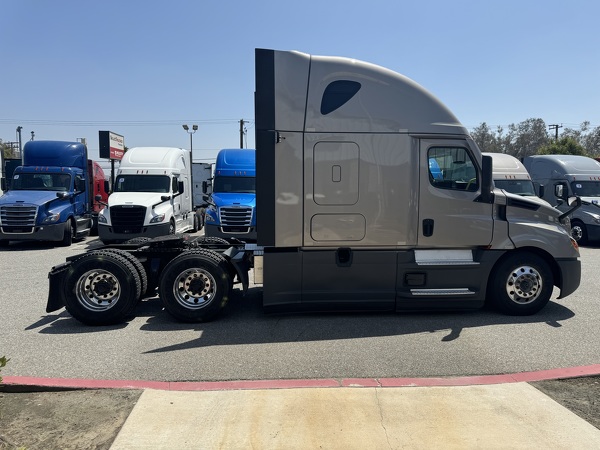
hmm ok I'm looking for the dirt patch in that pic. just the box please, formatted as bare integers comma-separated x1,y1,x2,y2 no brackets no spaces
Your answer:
0,376,598,449
0,389,141,450
532,375,600,429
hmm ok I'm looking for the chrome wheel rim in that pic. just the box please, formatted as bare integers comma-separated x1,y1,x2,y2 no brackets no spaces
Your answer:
75,269,121,311
172,268,216,310
505,265,542,305
571,225,583,241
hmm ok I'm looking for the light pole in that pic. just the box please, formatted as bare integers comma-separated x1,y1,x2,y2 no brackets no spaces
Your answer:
182,124,198,159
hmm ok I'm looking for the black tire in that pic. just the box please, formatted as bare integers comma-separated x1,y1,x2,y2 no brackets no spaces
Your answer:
92,249,149,298
60,221,73,247
488,252,554,316
570,220,588,245
89,216,98,236
192,214,199,233
197,209,205,231
159,249,232,322
123,237,152,246
63,252,141,325
194,236,231,247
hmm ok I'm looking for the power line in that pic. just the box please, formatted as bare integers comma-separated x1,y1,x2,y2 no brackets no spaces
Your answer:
0,118,253,127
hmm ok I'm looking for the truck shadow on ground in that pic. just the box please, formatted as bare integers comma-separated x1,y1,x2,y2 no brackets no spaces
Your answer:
34,286,576,350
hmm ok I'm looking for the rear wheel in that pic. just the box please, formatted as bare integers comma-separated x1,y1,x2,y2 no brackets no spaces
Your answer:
488,252,553,315
92,249,149,299
63,252,141,325
159,249,232,322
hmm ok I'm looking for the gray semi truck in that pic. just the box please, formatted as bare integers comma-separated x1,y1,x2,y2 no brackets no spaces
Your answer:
524,154,600,245
46,49,581,325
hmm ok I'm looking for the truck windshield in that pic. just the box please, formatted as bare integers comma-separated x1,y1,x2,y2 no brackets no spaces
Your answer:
11,173,71,191
213,176,255,193
494,179,537,196
114,175,171,193
571,181,600,197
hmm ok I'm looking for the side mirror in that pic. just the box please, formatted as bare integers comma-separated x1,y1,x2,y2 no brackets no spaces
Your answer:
178,181,184,194
538,184,545,198
103,180,109,194
1,178,6,191
202,181,208,193
555,183,569,201
56,191,69,199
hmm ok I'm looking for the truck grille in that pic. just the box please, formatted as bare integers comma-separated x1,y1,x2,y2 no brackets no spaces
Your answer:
109,205,146,234
219,206,253,232
0,205,37,233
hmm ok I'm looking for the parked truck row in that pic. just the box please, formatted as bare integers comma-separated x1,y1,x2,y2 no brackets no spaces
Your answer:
45,48,582,326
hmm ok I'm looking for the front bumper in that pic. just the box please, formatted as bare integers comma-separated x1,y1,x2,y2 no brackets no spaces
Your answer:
0,222,67,242
204,223,257,242
555,257,581,299
98,222,171,243
585,222,600,243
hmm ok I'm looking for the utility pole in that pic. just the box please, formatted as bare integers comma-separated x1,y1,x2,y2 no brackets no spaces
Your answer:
16,126,22,158
549,124,562,140
239,119,245,148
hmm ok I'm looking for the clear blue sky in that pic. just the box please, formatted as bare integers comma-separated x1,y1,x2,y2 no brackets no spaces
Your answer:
2,0,599,167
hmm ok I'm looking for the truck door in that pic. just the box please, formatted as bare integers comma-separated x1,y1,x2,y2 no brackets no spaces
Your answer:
418,139,493,247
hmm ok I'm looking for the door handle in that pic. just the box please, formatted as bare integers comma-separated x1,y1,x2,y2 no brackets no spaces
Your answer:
423,219,434,237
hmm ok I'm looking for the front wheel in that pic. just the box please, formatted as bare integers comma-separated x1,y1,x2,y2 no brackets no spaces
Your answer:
60,221,73,247
488,252,554,315
159,249,232,322
570,220,588,245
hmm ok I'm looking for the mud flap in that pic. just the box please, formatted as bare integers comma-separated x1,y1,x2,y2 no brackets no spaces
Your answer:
46,262,71,312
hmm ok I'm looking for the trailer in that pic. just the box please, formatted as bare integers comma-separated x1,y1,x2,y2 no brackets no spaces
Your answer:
46,49,581,325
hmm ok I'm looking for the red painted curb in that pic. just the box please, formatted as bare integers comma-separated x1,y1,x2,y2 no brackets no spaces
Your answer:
4,364,600,391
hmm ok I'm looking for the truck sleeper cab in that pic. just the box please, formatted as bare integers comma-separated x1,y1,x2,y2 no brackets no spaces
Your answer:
254,49,580,316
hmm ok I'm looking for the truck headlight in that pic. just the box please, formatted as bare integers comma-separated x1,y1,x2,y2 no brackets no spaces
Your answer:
42,213,61,224
150,213,165,224
97,213,107,224
204,214,215,223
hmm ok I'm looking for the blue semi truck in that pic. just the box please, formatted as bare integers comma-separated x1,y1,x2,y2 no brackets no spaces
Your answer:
203,148,256,241
0,140,109,246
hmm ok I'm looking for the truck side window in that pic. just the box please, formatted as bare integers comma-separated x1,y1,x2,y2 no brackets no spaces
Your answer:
428,147,479,192
320,80,361,115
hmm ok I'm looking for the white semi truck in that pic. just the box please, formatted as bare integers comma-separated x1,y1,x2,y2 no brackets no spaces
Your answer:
97,147,197,243
524,154,600,244
47,49,581,325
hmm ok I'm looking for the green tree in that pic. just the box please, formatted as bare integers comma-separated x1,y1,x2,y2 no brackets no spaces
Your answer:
537,136,588,156
471,122,504,153
506,118,549,158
